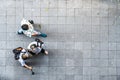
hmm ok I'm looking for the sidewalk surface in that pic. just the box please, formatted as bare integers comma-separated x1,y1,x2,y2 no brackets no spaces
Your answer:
0,0,120,80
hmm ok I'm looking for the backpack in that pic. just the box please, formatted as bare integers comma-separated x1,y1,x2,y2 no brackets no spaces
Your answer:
12,47,22,60
35,38,44,47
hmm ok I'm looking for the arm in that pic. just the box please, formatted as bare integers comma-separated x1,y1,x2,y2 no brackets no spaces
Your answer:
24,64,32,70
18,57,32,70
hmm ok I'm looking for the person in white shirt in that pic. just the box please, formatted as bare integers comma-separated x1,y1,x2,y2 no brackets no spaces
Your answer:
16,47,33,70
17,19,47,38
27,39,48,55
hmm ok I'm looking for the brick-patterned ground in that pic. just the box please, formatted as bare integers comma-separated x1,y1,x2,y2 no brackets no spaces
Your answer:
0,0,120,80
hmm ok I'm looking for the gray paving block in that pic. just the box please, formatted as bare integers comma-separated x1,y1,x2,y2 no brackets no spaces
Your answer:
100,67,109,75
41,17,49,24
91,33,100,42
91,75,100,80
91,42,100,50
74,59,83,67
49,58,66,67
83,75,92,80
48,67,66,74
108,76,117,80
91,59,100,67
117,75,120,80
67,8,74,16
99,59,108,67
83,67,91,75
32,0,40,8
108,59,116,67
109,51,117,59
84,16,92,25
92,17,100,25
0,32,6,41
58,0,67,7
0,16,6,24
83,42,92,50
66,74,74,80
74,75,83,80
100,42,109,50
83,50,91,58
0,41,6,49
108,67,117,75
74,16,83,24
109,43,117,50
66,17,75,24
100,51,109,59
0,50,6,57
48,9,58,17
100,75,109,80
116,51,120,59
48,74,56,80
0,9,6,16
56,75,66,80
7,16,16,24
91,50,100,58
49,17,58,24
74,67,83,75
6,0,15,8
41,9,49,17
116,43,120,50
66,67,75,75
66,59,75,66
116,59,120,67
0,25,6,32
57,17,66,24
7,8,16,16
49,0,58,8
58,9,66,16
83,59,91,67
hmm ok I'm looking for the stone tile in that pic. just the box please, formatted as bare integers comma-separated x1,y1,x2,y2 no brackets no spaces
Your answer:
48,9,58,17
108,67,117,75
74,75,83,80
66,75,75,80
7,16,15,24
91,59,100,67
66,67,75,75
117,75,120,80
100,51,109,59
48,67,66,75
99,59,109,67
100,67,109,75
100,75,109,80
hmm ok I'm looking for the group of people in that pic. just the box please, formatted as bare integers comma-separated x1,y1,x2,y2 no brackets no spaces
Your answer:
13,19,48,74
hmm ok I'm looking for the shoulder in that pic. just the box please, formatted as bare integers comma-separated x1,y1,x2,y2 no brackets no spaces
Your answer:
27,41,37,49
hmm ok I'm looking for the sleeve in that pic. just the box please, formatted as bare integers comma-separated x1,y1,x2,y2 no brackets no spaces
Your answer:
18,52,26,66
27,42,37,49
18,58,26,66
23,31,32,37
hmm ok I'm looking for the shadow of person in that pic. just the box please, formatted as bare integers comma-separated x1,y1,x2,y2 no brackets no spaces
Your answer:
26,53,48,67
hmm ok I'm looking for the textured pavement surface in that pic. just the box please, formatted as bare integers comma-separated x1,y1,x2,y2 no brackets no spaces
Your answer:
0,0,120,80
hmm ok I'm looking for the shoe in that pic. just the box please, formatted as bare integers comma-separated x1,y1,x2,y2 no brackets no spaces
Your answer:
40,33,47,37
17,31,23,34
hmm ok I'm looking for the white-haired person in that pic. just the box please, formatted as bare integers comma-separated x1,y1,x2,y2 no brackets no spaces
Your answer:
17,19,47,38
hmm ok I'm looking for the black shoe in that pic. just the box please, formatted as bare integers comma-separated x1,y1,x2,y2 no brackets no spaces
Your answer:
28,20,34,24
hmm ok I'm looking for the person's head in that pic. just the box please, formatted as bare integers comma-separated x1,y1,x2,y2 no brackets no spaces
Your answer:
30,44,37,50
17,47,23,51
22,54,28,60
21,24,29,30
